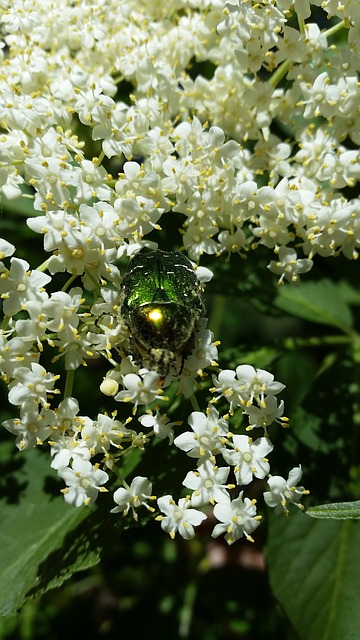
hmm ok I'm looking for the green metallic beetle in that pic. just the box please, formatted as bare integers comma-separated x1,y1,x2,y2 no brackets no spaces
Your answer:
120,250,205,377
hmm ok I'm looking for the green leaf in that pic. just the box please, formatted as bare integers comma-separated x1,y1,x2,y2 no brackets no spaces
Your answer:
306,501,360,519
0,444,132,616
221,345,281,371
267,510,360,640
275,351,318,412
337,280,360,306
290,407,331,453
274,279,353,331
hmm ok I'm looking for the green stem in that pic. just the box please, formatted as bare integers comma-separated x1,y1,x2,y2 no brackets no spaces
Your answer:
268,19,347,89
189,393,201,412
178,581,197,638
61,273,79,292
64,369,75,398
36,259,49,273
112,74,125,85
0,315,10,331
268,59,289,88
297,15,306,35
283,335,352,350
95,150,105,166
208,294,226,339
324,20,346,39
84,267,100,290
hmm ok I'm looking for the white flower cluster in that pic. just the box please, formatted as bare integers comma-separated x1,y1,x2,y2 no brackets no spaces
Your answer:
0,1,359,278
111,366,309,544
3,0,356,542
0,243,308,540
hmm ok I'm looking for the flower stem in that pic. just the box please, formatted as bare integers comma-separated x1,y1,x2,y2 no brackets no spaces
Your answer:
283,335,352,350
61,273,79,292
208,294,226,339
64,369,75,398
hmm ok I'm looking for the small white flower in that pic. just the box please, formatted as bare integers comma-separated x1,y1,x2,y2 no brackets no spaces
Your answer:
161,156,197,202
195,265,214,284
221,434,273,485
182,215,219,261
212,365,285,411
51,329,94,371
183,459,231,507
50,437,92,471
218,227,247,256
24,154,76,207
156,495,207,539
263,465,308,515
244,395,286,432
0,333,39,378
81,413,129,455
174,406,229,459
72,159,112,204
113,161,167,240
8,363,60,409
114,371,164,411
210,369,243,412
212,492,261,545
14,299,49,350
3,401,52,450
42,288,84,334
235,365,286,406
111,476,155,520
78,202,120,249
182,320,218,376
59,458,109,507
47,396,81,430
139,410,179,443
0,257,51,316
88,303,127,356
0,238,15,262
268,246,313,284
27,210,77,253
1,3,42,34
300,72,341,119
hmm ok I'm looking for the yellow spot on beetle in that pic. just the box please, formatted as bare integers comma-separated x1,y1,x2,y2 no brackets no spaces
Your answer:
148,308,163,323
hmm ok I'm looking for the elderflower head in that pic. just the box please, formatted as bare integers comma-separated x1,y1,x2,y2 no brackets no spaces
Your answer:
11,0,360,547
